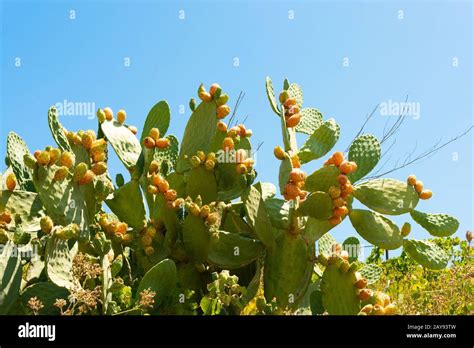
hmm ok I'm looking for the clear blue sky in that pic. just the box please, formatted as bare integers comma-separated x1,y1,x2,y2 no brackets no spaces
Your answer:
1,0,472,256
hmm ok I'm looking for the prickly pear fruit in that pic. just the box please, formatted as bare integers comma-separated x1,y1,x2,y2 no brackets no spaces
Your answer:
116,222,128,235
157,179,169,193
37,151,51,166
92,162,107,175
358,289,373,301
128,126,138,135
73,162,88,182
236,163,247,174
6,173,17,191
274,146,285,160
0,211,12,224
407,175,417,186
354,278,368,289
156,138,170,149
144,246,154,256
117,109,126,124
216,93,229,107
360,304,373,314
97,109,106,123
143,137,155,149
329,186,341,199
56,223,79,240
23,153,36,169
279,90,289,104
283,183,301,201
339,161,357,175
40,216,54,234
217,121,227,133
209,83,221,96
147,185,158,195
283,97,296,108
190,155,201,168
333,206,349,218
59,151,75,168
104,107,113,121
289,169,306,183
141,234,153,247
401,222,411,237
222,137,234,151
48,148,61,165
198,84,212,102
0,229,9,244
148,160,160,174
419,190,432,200
467,230,473,243
53,166,69,181
415,180,423,193
216,105,231,119
204,159,215,171
384,303,397,315
164,189,177,201
78,170,94,185
328,216,342,226
149,128,160,142
285,113,301,128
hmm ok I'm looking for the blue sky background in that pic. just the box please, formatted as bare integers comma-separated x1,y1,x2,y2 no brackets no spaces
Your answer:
1,0,472,258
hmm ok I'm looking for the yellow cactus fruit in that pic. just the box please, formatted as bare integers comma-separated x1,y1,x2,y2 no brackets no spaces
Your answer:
384,303,397,315
236,163,248,174
198,84,212,102
6,173,17,191
204,159,216,171
81,132,94,150
237,124,247,137
205,212,219,226
157,179,170,193
216,105,231,119
329,186,341,199
407,175,417,186
149,128,160,142
40,216,54,234
60,151,75,168
37,151,51,166
128,125,138,135
143,137,155,149
285,113,301,128
222,137,234,151
117,109,126,124
333,206,349,218
339,161,356,174
289,168,306,183
273,146,285,160
331,151,344,167
116,222,128,235
103,107,113,121
235,149,247,164
283,183,301,200
290,154,301,168
415,180,424,193
144,246,155,256
148,160,160,174
191,155,201,167
147,185,158,195
146,226,156,238
54,166,69,181
155,138,170,149
419,189,432,200
48,148,61,165
189,203,201,216
196,151,206,162
337,174,349,186
78,170,95,185
340,183,354,198
217,121,228,133
92,162,107,175
199,205,211,219
332,197,346,208
91,151,106,163
164,189,177,201
243,158,254,168
152,174,165,187
209,83,221,96
328,216,342,226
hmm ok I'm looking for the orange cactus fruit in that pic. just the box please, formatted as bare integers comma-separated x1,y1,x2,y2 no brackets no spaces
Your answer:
164,189,177,201
407,175,417,186
155,138,170,149
328,216,342,226
222,137,234,151
419,190,432,200
289,168,306,183
217,121,228,133
216,105,231,119
415,180,424,193
283,97,297,108
103,107,114,121
143,137,155,149
333,206,349,218
6,173,17,191
283,183,301,200
149,128,160,142
209,83,221,96
78,170,95,185
331,151,344,166
286,113,301,128
273,146,285,160
117,109,126,124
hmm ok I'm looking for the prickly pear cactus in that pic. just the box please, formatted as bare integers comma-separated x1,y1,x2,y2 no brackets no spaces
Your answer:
0,78,461,316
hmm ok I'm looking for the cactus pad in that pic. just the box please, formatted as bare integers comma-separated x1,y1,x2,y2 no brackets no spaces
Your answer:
45,236,78,289
359,263,382,285
304,165,340,193
48,106,72,152
136,258,177,308
185,166,218,204
348,134,381,183
263,232,310,307
321,260,360,315
342,236,361,263
6,132,35,191
177,101,217,173
410,210,459,237
105,180,146,231
318,232,337,256
243,185,275,249
403,239,449,270
298,119,340,163
298,191,333,220
354,178,419,215
101,120,142,170
0,190,44,232
141,100,171,142
265,76,280,116
278,157,293,194
208,231,264,269
264,198,290,230
183,214,211,262
349,209,403,250
305,218,334,245
295,108,323,135
287,83,304,108
0,241,22,314
154,135,179,172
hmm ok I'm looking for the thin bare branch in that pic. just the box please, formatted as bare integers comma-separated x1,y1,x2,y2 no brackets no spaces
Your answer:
344,103,380,152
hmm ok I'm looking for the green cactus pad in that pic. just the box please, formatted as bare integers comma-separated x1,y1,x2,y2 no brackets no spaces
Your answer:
141,100,171,142
106,180,146,231
265,76,280,116
254,182,276,200
310,290,325,314
0,241,22,314
263,232,310,307
243,185,275,249
208,231,264,269
153,135,179,172
354,178,419,215
278,157,293,194
21,282,69,315
185,166,218,204
176,101,217,173
48,106,72,152
177,262,204,292
45,236,78,289
348,134,381,183
101,120,142,170
349,209,403,250
321,261,360,315
166,172,186,197
33,166,90,236
403,239,449,270
216,163,248,201
152,194,180,249
287,83,304,108
6,132,35,191
264,198,290,230
343,236,361,263
359,263,382,285
183,214,211,263
297,191,333,220
0,190,44,232
410,210,459,237
305,218,334,245
136,258,177,308
318,232,337,256
304,165,340,193
295,108,323,135
298,119,340,164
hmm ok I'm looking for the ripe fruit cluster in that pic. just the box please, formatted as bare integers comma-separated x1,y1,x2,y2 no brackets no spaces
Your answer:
278,91,301,128
184,198,222,229
190,151,216,171
139,224,163,256
143,127,171,150
97,107,138,134
99,214,132,245
359,291,397,315
146,162,178,208
324,152,357,225
219,128,254,175
407,175,432,200
283,168,307,201
198,83,231,120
